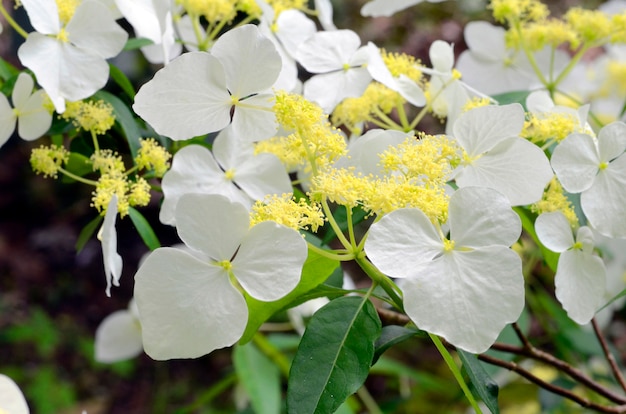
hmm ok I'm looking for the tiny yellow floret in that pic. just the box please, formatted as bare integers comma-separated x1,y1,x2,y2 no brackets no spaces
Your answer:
62,99,115,135
92,173,130,216
129,177,151,207
531,177,579,228
135,138,172,177
30,145,70,178
250,193,325,232
56,0,80,24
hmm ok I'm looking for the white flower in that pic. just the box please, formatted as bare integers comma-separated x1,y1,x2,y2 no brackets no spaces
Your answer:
0,374,29,414
98,195,122,297
551,121,626,238
133,24,281,141
95,299,143,363
360,0,447,17
365,186,524,353
296,30,371,113
535,212,606,324
159,127,291,225
338,128,411,176
314,0,337,30
0,73,52,148
17,0,128,113
450,104,553,206
134,193,307,360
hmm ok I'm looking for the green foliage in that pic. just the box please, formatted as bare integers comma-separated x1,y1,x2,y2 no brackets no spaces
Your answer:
233,342,281,414
458,350,500,414
128,206,161,250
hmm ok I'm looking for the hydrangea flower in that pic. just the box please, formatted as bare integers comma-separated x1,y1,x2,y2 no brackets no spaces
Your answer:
133,24,281,141
134,193,307,360
450,104,553,206
535,212,607,324
0,374,29,414
365,186,524,353
159,127,291,225
95,299,143,363
98,195,122,297
17,0,128,113
0,73,52,148
551,121,626,238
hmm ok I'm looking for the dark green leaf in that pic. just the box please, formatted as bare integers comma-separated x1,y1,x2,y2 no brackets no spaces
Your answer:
76,215,103,253
123,37,154,51
93,90,143,158
0,57,19,81
109,63,136,100
128,207,160,250
287,296,382,414
233,342,281,414
373,325,425,363
64,152,92,178
491,91,531,107
458,349,500,414
240,249,339,343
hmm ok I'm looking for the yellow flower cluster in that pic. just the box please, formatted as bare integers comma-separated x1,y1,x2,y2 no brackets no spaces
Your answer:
250,193,325,232
135,138,172,177
381,49,424,83
523,112,589,144
461,97,492,113
62,99,115,135
490,0,548,24
332,83,400,133
267,0,307,17
30,145,70,178
56,0,80,25
178,0,238,22
531,177,579,228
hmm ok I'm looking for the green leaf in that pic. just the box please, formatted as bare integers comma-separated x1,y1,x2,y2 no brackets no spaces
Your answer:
123,37,154,51
109,63,136,100
76,215,103,253
233,342,281,414
287,296,382,414
458,349,500,414
93,90,143,158
64,152,92,178
128,207,160,250
0,57,19,81
491,91,531,107
240,249,339,343
373,325,426,364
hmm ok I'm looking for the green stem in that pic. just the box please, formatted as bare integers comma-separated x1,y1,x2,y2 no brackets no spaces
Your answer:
429,333,483,414
354,253,404,311
58,167,98,185
345,205,358,251
356,385,384,414
320,197,353,250
252,332,291,377
0,3,28,39
307,241,355,262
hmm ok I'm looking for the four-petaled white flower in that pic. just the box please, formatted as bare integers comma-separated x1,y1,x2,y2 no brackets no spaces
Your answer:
134,193,307,360
98,195,122,297
133,24,281,141
95,298,143,363
450,103,553,206
17,0,128,113
0,72,52,148
535,211,606,324
365,186,524,353
551,121,626,238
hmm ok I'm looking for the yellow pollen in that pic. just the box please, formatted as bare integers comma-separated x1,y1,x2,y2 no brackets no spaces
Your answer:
343,63,351,71
224,168,236,180
216,259,232,271
599,161,609,170
56,27,69,42
443,239,455,252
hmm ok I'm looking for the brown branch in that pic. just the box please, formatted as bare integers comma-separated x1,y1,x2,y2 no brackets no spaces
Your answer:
478,353,626,413
592,317,626,393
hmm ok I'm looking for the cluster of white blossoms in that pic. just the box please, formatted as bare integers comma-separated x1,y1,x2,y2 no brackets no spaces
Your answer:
4,0,626,377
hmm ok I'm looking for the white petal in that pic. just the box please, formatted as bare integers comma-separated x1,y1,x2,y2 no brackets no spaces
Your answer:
175,193,249,261
134,247,247,360
0,94,16,147
95,310,143,363
455,138,553,206
303,67,371,113
365,208,443,279
236,153,292,199
0,374,29,414
551,133,600,193
360,0,423,17
403,247,524,353
21,0,60,34
343,129,409,176
297,30,361,73
99,195,122,297
535,212,575,253
133,52,231,141
597,121,626,163
555,249,606,324
526,90,555,114
274,10,317,58
17,90,52,141
452,104,525,156
11,73,34,109
114,0,161,43
231,92,278,141
463,21,506,60
234,221,307,301
429,40,454,73
449,187,521,248
314,0,336,30
67,0,127,59
395,74,426,107
212,24,281,98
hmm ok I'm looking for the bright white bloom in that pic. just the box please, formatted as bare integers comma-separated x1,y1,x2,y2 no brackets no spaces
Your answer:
134,24,281,141
159,127,291,225
551,122,626,238
95,299,143,363
535,212,606,324
98,195,122,297
314,0,336,30
360,0,447,17
0,374,29,414
134,193,307,360
365,43,426,107
17,0,128,113
0,73,52,148
365,186,524,353
296,30,371,113
450,104,553,206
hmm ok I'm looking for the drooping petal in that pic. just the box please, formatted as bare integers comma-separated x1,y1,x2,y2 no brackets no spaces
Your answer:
365,208,443,279
99,195,122,297
449,186,521,248
233,221,307,301
67,0,127,59
0,374,29,414
402,247,524,353
535,212,575,253
555,249,606,324
133,52,231,140
134,247,248,360
551,133,600,193
94,310,143,363
175,193,249,261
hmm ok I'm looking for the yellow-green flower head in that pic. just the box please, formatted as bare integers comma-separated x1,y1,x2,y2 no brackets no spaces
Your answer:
30,144,69,178
255,134,307,171
92,173,130,216
62,99,115,135
250,193,325,232
381,49,423,83
531,177,579,228
129,177,151,208
519,19,579,51
179,0,237,23
267,0,307,16
135,138,172,177
91,149,125,175
332,83,400,132
56,0,80,25
310,166,372,209
489,0,548,24
461,97,492,113
610,12,626,43
237,0,262,19
565,8,611,46
274,90,325,133
523,112,588,144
